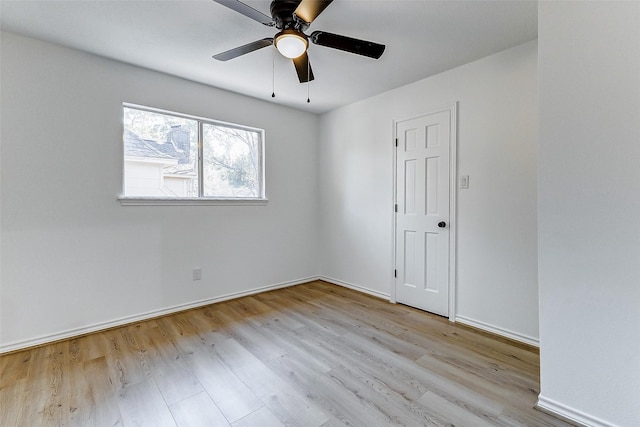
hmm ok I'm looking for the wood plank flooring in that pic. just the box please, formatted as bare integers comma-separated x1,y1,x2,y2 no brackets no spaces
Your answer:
0,281,572,427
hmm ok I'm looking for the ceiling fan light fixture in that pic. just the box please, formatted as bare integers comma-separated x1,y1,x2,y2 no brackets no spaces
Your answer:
274,29,308,59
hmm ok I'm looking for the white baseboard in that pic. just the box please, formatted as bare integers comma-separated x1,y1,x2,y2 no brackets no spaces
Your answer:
0,276,319,354
455,315,539,347
536,394,619,427
319,276,391,301
0,278,538,354
317,278,539,349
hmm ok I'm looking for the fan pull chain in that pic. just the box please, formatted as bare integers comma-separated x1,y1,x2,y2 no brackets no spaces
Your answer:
307,57,311,103
271,50,276,98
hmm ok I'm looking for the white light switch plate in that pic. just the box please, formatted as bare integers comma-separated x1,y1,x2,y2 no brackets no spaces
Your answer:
460,175,469,189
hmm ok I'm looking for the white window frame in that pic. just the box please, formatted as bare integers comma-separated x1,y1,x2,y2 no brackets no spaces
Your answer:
118,103,267,206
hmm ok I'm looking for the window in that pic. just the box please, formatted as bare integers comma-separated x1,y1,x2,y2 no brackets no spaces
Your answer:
120,104,265,204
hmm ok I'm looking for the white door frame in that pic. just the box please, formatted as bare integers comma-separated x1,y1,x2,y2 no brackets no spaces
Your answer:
391,103,458,321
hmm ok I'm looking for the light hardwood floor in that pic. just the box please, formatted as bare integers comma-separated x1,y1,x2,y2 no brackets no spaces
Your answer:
0,281,572,427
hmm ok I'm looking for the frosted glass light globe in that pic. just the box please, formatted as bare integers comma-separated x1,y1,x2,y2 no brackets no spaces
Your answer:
275,31,308,59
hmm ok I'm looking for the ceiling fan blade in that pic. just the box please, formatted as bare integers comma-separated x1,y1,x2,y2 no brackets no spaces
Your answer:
310,31,385,59
212,0,274,26
293,52,314,83
213,38,273,61
294,0,333,25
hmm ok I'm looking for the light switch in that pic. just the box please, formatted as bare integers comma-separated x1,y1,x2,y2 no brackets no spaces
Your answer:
460,175,469,189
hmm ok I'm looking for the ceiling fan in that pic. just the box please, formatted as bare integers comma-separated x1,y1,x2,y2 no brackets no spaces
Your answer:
212,0,385,83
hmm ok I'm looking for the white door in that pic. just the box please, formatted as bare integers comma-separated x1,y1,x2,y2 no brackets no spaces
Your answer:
395,109,452,317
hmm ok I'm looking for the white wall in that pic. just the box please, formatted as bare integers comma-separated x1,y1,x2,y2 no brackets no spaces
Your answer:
537,2,640,426
318,41,539,344
0,32,319,351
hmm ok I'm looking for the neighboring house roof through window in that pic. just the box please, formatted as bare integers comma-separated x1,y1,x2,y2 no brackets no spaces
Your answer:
123,128,175,160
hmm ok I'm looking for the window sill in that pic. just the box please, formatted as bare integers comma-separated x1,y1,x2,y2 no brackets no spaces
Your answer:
118,197,269,206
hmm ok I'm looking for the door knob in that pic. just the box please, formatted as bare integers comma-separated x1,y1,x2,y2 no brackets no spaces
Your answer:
438,221,446,228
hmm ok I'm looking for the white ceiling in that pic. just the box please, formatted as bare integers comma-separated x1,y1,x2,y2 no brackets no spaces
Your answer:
0,0,538,114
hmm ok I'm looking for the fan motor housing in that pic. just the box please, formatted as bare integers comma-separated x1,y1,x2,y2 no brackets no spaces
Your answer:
270,0,303,29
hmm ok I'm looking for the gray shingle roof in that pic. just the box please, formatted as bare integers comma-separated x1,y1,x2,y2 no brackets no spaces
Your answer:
123,129,175,159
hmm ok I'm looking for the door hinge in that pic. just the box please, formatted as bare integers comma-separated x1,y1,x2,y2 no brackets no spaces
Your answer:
394,204,398,213
395,138,398,147
394,269,397,278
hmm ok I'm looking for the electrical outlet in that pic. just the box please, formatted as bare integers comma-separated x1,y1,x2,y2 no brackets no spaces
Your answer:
193,267,202,281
